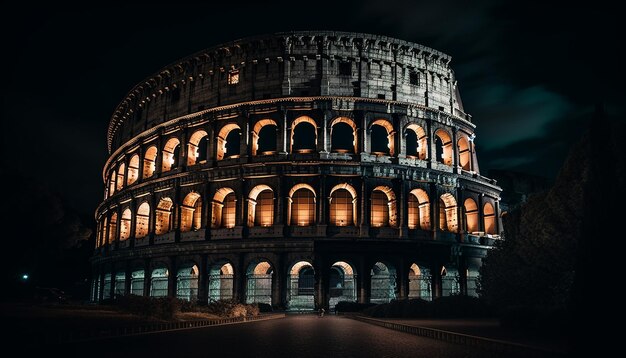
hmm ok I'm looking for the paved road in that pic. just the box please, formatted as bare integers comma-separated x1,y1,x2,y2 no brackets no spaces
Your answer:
57,315,488,358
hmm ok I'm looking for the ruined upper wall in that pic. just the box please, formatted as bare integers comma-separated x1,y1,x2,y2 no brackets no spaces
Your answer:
108,31,468,153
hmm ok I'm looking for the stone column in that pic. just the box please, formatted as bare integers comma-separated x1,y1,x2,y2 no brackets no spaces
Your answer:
143,259,151,297
398,179,407,238
149,193,156,245
235,255,246,303
358,258,372,304
197,255,208,304
129,200,137,248
430,183,438,236
167,259,177,298
279,110,288,154
271,254,284,309
396,259,409,300
124,264,132,297
320,112,329,153
452,129,460,173
179,128,188,170
359,180,370,237
431,264,442,299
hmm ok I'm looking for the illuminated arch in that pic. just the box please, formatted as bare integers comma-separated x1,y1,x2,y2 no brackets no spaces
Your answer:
246,260,273,305
252,119,278,155
371,185,397,227
458,136,471,171
150,266,169,297
180,192,202,232
247,184,274,227
216,123,241,160
434,129,453,166
135,202,150,238
287,261,315,310
370,119,395,156
212,188,236,228
208,261,235,301
108,170,116,197
408,188,430,230
155,197,173,235
408,263,431,300
290,116,317,153
463,198,479,233
329,183,358,226
119,208,132,241
329,261,357,309
439,193,458,232
127,154,139,185
330,117,357,154
116,163,125,191
187,130,208,166
288,184,316,226
161,137,181,172
483,202,496,234
405,123,428,160
176,264,199,301
143,146,157,178
107,212,117,244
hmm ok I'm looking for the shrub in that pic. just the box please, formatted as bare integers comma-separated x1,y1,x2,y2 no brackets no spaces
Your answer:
335,301,377,313
206,299,260,317
115,295,180,320
257,303,273,313
362,296,493,318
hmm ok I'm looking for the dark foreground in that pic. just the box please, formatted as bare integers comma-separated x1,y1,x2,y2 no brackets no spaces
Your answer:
24,315,546,358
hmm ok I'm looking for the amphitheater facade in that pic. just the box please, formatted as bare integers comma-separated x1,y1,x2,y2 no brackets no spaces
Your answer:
92,31,502,310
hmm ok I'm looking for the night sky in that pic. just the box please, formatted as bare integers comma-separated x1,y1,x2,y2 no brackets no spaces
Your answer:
2,1,622,218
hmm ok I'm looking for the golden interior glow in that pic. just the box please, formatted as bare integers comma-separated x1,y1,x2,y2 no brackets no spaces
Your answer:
162,138,180,172
127,154,139,185
483,202,496,234
435,129,453,165
143,146,157,178
458,136,471,170
222,193,236,228
155,198,173,235
330,188,353,226
181,192,202,232
135,202,150,238
370,191,389,227
291,187,315,226
464,198,479,233
408,188,430,230
439,193,458,232
120,208,132,241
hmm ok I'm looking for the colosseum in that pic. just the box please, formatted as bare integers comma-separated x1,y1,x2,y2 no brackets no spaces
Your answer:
92,31,502,310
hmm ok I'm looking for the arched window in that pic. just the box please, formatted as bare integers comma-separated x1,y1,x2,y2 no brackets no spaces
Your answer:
120,208,132,241
150,267,169,297
370,186,397,227
291,116,317,153
288,184,316,226
208,262,234,301
135,202,150,238
246,261,273,305
116,163,125,191
330,117,357,154
408,189,430,230
155,198,173,235
187,130,209,166
408,263,431,300
176,264,199,301
370,262,396,303
162,138,181,172
434,129,453,165
247,185,274,227
127,154,139,185
108,170,116,196
458,136,471,171
216,123,241,160
463,198,479,233
108,212,117,244
439,193,458,232
181,192,202,232
484,202,496,234
143,146,157,178
252,119,278,156
370,119,395,156
211,188,236,228
329,184,357,226
405,124,428,160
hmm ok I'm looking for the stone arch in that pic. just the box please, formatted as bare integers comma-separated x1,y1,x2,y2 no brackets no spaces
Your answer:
458,136,471,171
176,263,199,301
180,192,202,232
155,197,173,235
370,262,397,303
370,119,395,156
120,208,132,241
187,129,209,165
466,266,480,297
127,154,140,185
252,119,278,155
113,270,126,297
441,266,460,296
116,163,125,191
464,198,479,233
143,145,157,178
107,212,117,244
162,137,181,172
329,183,358,226
287,260,315,310
439,193,458,232
330,117,357,154
108,170,116,197
150,265,169,297
483,202,496,234
288,184,316,226
216,123,241,160
291,116,317,153
208,260,235,302
246,260,274,305
211,188,236,229
329,261,357,310
408,263,432,300
434,129,453,166
130,267,145,296
135,202,150,239
371,186,397,227
405,123,428,160
247,184,274,227
408,188,430,230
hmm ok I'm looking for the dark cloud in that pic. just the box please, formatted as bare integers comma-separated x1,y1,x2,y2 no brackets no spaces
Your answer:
2,1,622,216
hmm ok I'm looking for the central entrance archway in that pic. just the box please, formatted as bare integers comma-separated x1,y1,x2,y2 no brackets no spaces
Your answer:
287,261,315,311
329,261,357,310
246,260,273,305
